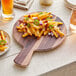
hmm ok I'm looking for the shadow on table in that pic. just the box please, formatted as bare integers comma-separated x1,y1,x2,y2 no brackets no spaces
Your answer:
40,62,76,76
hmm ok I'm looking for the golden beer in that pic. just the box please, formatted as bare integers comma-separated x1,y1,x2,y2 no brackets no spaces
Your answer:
1,0,14,20
70,9,76,33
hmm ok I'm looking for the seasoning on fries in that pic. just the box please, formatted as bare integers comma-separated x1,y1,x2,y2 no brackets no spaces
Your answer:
0,31,7,51
16,12,64,39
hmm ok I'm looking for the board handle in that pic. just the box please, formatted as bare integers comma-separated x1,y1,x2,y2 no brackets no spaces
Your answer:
14,48,34,67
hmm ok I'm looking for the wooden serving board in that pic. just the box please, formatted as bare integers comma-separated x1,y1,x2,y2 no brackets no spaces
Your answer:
13,12,67,67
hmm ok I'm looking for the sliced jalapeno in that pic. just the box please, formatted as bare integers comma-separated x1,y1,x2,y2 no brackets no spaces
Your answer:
0,40,7,45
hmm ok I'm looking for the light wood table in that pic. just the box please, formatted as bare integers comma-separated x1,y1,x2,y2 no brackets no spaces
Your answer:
0,0,76,76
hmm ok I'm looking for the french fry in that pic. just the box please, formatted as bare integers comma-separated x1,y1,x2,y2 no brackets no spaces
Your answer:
49,15,53,18
35,30,38,37
0,36,1,40
39,14,49,20
20,23,24,27
48,21,57,25
51,29,58,38
57,22,63,25
28,19,33,23
18,30,23,32
35,29,40,37
38,29,44,38
24,15,28,17
31,13,39,17
16,26,20,29
1,31,5,40
0,46,7,51
22,33,28,37
30,27,36,34
26,26,32,36
38,12,51,19
48,21,63,26
44,31,48,36
32,24,42,29
55,28,64,37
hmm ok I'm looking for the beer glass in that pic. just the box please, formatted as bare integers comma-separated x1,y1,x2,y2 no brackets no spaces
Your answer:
1,0,14,20
64,0,76,33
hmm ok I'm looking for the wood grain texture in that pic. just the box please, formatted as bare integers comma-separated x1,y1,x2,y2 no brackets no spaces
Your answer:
13,12,67,67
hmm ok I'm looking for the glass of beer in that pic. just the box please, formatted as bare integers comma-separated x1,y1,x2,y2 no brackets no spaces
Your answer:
1,0,14,20
70,9,76,33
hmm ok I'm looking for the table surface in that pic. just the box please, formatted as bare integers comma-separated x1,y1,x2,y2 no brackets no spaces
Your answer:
41,62,76,76
0,0,76,76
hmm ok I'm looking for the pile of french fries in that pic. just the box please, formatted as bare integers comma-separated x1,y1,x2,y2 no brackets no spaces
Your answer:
16,12,64,39
0,31,7,51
